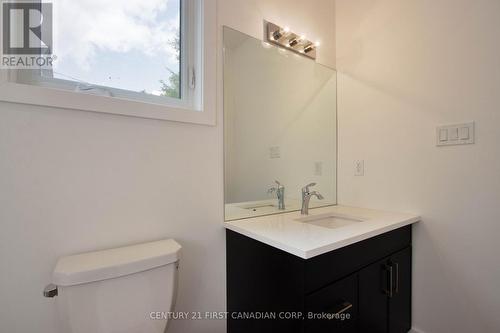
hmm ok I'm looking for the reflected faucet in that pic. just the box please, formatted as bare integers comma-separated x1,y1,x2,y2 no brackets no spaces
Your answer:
301,183,324,215
268,180,285,210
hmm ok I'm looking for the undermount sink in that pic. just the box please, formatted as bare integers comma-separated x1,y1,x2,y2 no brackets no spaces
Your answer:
238,203,277,212
295,212,366,230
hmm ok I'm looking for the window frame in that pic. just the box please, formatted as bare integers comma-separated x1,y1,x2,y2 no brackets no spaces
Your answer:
0,0,216,125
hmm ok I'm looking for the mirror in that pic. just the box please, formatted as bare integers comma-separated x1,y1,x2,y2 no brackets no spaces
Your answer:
223,26,337,221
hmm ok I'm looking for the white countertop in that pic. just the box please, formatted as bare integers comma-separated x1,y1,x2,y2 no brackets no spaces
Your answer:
224,205,420,259
225,198,335,221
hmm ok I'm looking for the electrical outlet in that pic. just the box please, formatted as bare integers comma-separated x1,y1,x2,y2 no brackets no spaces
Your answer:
355,160,364,176
314,162,323,176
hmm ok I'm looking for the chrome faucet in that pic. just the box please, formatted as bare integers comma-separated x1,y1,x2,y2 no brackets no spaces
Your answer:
301,183,324,215
268,180,285,210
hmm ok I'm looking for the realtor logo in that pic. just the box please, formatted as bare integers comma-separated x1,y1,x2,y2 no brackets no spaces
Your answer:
1,1,54,68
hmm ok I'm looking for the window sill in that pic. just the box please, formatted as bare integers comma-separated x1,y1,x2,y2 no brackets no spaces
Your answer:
0,81,215,125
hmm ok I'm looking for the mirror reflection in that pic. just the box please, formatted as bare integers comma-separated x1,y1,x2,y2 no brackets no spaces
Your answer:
223,27,337,221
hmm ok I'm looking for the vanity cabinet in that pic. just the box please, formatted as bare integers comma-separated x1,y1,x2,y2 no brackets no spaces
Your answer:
359,246,411,333
226,225,412,333
305,274,358,333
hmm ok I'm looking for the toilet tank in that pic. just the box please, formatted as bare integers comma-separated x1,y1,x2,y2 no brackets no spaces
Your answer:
51,239,181,333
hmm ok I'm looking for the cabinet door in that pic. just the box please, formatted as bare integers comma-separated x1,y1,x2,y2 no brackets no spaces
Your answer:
359,258,390,333
389,247,412,333
305,274,358,333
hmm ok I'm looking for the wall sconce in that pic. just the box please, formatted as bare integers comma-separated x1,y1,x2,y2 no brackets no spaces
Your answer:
264,21,318,60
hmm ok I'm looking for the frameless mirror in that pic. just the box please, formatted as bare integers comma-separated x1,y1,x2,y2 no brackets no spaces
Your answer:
223,26,337,221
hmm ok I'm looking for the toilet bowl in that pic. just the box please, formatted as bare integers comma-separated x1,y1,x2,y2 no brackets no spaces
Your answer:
46,239,181,333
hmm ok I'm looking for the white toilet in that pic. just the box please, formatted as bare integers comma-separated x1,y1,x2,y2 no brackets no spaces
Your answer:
45,239,181,333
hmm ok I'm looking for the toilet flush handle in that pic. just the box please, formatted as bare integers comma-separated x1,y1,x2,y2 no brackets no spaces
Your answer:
43,284,58,298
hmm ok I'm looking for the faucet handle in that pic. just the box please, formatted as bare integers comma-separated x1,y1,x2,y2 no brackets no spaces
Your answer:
267,187,277,194
313,192,325,200
274,180,284,189
302,182,317,193
269,180,284,195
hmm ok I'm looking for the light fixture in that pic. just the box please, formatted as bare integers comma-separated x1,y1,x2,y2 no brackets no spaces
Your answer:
304,44,314,54
264,21,317,60
271,29,283,41
261,41,272,49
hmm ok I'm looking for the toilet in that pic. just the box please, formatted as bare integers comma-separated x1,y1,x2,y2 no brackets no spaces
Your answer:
45,239,181,333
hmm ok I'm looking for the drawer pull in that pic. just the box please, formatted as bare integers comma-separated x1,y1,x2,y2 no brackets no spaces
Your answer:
394,262,399,294
382,264,394,298
333,301,353,315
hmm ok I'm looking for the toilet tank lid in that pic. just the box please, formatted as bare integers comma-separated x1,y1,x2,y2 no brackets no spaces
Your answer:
52,239,181,287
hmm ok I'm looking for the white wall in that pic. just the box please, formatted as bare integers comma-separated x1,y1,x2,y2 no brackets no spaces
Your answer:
0,1,336,332
336,1,500,332
0,102,226,333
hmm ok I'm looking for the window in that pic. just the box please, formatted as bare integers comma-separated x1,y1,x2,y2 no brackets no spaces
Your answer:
0,0,216,124
22,0,200,108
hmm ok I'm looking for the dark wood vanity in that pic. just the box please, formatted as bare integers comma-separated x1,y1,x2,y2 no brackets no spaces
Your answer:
226,225,412,333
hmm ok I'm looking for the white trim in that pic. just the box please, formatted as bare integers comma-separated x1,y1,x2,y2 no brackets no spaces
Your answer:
182,0,203,109
0,0,217,126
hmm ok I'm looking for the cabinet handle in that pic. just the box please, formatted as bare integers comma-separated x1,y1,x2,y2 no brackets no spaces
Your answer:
333,301,353,315
394,262,399,294
382,264,393,298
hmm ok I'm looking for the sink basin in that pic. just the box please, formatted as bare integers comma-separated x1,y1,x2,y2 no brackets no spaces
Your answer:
295,212,365,229
241,204,275,210
238,203,277,213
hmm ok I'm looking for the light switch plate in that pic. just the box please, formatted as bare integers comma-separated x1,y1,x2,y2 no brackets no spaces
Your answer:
436,122,474,146
355,160,364,176
269,146,281,158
